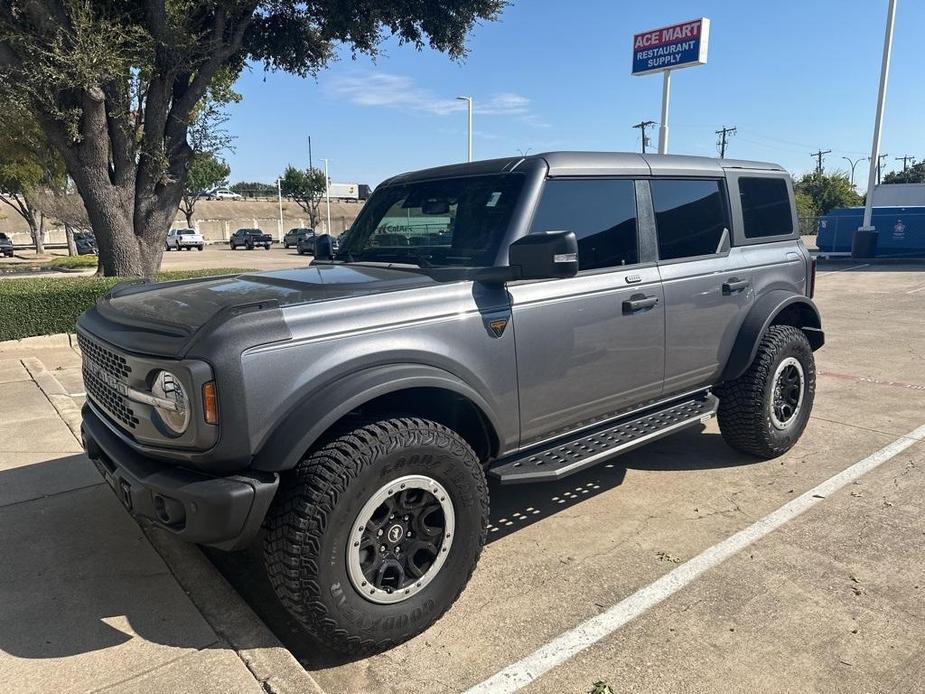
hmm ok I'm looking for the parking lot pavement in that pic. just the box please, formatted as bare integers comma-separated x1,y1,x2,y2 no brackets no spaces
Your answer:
205,262,924,693
0,338,269,694
160,243,311,272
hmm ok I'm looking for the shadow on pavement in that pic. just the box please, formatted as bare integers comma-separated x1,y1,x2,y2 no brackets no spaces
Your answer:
207,423,763,671
0,453,222,660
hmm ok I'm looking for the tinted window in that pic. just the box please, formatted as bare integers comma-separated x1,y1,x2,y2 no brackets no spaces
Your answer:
651,179,729,260
342,174,525,268
739,177,793,238
530,179,638,270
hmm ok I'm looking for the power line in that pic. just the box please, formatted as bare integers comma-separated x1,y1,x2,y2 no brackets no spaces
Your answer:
877,153,890,185
632,120,657,154
810,149,831,174
895,154,916,171
715,126,736,158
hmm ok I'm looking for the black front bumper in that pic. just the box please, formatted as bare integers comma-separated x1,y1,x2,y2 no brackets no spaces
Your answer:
81,405,278,551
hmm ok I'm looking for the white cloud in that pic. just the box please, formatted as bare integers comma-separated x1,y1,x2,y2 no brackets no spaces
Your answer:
325,72,547,126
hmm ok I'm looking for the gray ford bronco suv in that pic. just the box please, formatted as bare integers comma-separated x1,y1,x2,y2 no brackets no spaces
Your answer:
78,152,822,653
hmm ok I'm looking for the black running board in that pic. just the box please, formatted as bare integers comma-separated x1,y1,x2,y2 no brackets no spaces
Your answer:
489,393,718,484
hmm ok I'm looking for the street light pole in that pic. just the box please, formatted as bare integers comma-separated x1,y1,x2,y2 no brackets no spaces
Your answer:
322,158,331,235
855,0,898,258
456,96,473,162
842,156,867,187
277,177,284,241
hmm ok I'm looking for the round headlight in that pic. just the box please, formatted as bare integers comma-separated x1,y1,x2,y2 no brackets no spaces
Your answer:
151,370,190,435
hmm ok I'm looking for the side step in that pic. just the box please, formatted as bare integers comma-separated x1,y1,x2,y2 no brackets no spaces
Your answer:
489,393,718,484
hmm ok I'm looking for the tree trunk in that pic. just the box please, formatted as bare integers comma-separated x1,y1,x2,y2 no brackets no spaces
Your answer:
64,224,78,256
183,207,194,228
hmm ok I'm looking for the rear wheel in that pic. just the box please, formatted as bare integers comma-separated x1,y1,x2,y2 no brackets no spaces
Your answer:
198,245,204,251
716,325,815,459
264,418,488,654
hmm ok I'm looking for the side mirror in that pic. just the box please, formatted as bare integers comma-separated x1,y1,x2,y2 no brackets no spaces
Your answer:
314,233,334,260
508,231,579,280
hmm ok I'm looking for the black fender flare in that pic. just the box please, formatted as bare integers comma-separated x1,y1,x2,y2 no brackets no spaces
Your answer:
251,363,504,472
721,291,824,382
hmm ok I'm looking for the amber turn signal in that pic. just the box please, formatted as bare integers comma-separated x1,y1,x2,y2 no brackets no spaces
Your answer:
202,382,218,425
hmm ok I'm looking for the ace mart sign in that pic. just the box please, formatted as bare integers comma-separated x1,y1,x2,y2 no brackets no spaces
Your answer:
632,18,710,76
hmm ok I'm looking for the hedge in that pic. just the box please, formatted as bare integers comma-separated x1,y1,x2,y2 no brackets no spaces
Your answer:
0,269,253,341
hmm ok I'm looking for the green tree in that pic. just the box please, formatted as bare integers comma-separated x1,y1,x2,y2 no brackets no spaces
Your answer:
0,101,66,253
179,153,231,227
883,160,925,184
0,1,506,277
794,171,862,216
280,165,327,230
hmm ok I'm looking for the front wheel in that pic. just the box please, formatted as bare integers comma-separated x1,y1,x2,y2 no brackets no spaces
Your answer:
264,418,488,654
716,325,816,459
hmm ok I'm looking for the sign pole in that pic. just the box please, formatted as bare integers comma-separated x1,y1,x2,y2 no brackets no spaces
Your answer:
854,0,897,258
658,69,671,154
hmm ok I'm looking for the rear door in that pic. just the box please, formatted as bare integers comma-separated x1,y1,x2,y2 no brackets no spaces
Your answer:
649,178,754,394
508,178,665,447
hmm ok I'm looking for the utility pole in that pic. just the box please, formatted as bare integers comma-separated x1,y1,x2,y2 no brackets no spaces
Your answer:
715,126,736,158
308,136,313,170
877,153,889,184
811,149,832,174
895,154,916,171
841,156,868,187
632,120,656,153
277,177,284,241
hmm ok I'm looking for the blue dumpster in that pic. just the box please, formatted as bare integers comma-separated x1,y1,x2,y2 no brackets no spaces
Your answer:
816,206,925,257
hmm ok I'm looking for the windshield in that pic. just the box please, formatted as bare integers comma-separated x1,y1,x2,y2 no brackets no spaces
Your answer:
338,174,525,268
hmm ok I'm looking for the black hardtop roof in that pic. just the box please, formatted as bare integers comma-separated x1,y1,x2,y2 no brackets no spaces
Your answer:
381,151,785,186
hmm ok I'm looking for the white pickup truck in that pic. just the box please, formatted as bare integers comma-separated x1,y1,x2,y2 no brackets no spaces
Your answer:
165,228,205,251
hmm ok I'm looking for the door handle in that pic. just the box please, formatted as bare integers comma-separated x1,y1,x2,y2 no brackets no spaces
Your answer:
622,294,659,313
722,278,750,295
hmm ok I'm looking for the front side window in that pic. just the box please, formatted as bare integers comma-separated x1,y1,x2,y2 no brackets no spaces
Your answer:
739,177,794,238
651,179,729,260
530,179,638,270
340,174,525,268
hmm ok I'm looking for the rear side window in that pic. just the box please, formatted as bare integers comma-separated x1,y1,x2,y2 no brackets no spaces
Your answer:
530,179,638,270
650,179,729,260
739,177,794,238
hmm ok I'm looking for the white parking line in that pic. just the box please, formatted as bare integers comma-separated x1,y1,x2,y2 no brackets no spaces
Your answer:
466,423,925,694
906,285,925,295
816,263,870,276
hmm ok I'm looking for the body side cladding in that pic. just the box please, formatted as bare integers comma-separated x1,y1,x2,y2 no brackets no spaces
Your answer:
721,291,823,382
250,363,504,473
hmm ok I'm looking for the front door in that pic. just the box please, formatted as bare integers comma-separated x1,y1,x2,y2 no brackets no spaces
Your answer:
509,178,665,447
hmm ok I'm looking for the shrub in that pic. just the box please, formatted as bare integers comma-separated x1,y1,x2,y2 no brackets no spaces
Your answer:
0,269,253,341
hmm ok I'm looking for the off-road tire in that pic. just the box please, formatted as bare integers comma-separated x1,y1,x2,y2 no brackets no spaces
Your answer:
264,418,489,654
716,325,815,458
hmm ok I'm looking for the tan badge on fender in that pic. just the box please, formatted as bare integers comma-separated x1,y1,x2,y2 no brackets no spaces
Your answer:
488,318,508,337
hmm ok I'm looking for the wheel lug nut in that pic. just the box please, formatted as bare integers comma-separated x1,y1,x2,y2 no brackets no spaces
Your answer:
377,529,383,536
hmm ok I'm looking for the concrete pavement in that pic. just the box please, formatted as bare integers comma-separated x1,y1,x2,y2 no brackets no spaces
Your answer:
0,336,308,693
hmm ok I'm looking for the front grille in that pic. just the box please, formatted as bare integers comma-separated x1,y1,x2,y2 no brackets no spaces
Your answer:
77,332,132,379
82,366,140,429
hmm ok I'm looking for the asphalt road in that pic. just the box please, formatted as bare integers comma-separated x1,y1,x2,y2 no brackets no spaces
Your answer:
210,262,925,693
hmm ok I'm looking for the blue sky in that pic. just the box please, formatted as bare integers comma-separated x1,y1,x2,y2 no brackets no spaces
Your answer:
225,1,923,190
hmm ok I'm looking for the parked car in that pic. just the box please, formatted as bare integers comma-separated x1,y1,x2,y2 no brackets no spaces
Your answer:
77,152,822,656
165,228,205,251
284,227,312,249
0,232,13,257
229,228,272,250
206,187,242,201
74,232,97,255
297,232,339,256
